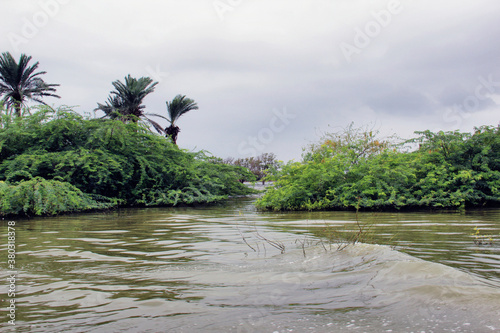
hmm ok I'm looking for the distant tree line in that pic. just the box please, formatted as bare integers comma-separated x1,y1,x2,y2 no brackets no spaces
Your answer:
209,153,280,184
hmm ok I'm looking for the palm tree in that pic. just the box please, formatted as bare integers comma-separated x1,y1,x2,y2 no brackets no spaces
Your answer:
0,52,60,116
164,94,198,145
95,75,163,133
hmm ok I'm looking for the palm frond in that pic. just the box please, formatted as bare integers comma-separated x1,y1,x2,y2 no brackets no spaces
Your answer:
165,94,199,126
0,52,60,116
97,74,158,123
144,112,170,122
145,118,165,134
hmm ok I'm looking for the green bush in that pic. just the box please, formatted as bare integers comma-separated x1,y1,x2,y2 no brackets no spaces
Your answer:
0,107,256,216
256,125,500,211
0,178,119,216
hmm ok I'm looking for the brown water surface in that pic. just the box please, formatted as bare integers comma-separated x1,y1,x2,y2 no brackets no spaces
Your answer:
1,196,499,332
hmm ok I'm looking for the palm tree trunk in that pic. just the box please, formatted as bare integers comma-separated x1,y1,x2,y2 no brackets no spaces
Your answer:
14,103,22,117
165,125,180,145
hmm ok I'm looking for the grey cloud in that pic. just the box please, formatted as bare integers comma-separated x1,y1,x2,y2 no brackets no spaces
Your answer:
365,88,435,115
2,0,499,162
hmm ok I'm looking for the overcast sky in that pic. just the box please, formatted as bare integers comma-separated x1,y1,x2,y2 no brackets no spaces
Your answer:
2,0,499,161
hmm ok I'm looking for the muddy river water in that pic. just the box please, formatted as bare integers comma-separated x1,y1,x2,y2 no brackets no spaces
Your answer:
1,196,499,332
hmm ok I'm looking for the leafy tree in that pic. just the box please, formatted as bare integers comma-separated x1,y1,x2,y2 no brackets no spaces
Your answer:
302,122,393,164
95,75,163,133
163,94,198,144
0,52,60,116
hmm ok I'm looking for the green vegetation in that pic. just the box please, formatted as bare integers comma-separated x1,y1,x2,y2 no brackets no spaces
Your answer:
0,52,60,116
0,107,255,216
256,124,500,211
0,178,118,216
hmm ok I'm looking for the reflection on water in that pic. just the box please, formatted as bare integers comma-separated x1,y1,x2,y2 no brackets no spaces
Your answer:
1,197,499,332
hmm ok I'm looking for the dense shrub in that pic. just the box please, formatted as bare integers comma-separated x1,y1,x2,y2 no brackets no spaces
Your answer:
0,178,119,216
0,107,255,216
256,125,500,211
